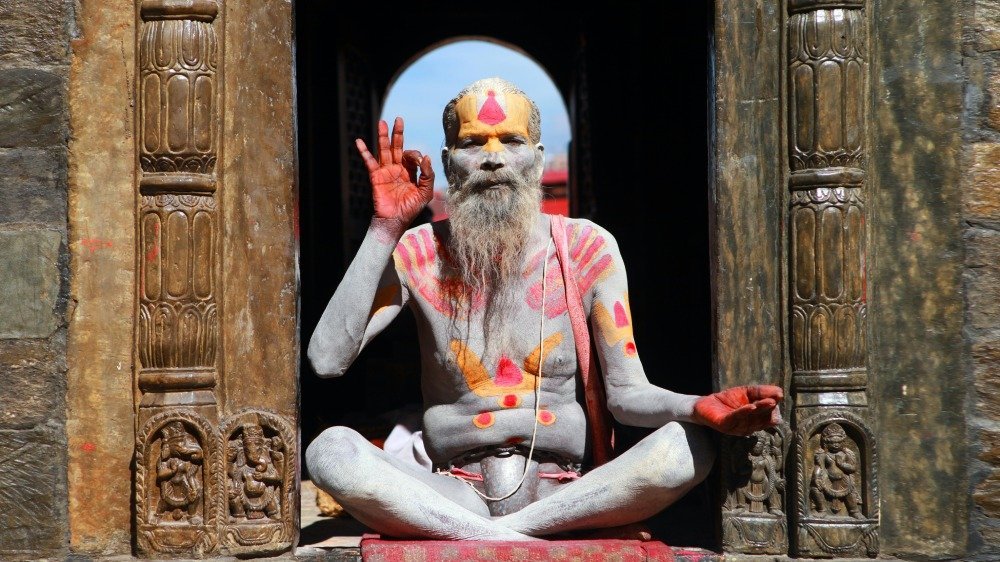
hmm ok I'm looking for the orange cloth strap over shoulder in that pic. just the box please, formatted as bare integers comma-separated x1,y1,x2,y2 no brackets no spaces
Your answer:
550,215,615,466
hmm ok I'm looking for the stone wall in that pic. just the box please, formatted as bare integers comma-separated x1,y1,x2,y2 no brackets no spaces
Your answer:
0,0,74,559
964,1,1000,559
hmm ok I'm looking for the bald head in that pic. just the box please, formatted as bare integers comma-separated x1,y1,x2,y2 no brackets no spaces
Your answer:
442,77,542,147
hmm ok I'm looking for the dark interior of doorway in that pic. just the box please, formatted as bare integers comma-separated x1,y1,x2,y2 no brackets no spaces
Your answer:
296,1,715,548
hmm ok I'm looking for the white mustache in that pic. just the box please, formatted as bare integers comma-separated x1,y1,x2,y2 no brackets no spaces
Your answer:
460,170,526,191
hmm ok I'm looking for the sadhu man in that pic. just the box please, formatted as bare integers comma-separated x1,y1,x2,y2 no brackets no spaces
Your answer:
306,77,783,540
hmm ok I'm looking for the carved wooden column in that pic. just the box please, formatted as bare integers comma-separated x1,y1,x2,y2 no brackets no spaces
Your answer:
133,0,222,556
786,0,879,556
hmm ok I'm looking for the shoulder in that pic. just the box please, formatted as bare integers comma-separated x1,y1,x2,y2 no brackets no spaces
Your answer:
554,216,619,248
394,221,444,252
391,221,446,276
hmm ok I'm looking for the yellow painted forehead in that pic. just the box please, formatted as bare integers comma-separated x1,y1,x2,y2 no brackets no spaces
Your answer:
455,90,531,140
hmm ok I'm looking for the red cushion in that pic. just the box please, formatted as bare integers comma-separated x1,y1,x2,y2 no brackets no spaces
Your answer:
359,534,677,561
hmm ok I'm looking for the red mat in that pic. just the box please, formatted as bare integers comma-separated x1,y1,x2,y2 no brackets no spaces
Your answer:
360,534,676,561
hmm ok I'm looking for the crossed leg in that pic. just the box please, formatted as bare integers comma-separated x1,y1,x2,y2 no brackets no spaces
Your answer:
306,422,714,540
496,421,715,536
305,426,534,541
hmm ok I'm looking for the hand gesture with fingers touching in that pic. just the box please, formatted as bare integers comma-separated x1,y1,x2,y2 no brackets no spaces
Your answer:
356,117,435,224
693,385,784,436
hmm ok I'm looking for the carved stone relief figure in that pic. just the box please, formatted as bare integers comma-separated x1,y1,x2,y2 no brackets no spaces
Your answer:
155,420,205,524
722,427,788,554
810,422,863,519
219,410,295,554
136,411,217,557
731,430,784,515
227,423,284,521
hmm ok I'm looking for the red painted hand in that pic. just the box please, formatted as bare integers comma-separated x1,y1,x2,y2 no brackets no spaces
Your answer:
356,117,434,223
693,385,784,436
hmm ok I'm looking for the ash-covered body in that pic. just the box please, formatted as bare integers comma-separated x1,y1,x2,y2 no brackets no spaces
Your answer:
305,77,781,540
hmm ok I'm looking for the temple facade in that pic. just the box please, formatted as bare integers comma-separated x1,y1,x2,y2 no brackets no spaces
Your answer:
0,0,996,560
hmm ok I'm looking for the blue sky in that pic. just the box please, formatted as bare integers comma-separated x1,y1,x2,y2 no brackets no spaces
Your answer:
381,40,570,189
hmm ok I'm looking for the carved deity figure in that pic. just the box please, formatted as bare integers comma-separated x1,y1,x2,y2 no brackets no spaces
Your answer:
731,431,784,515
810,423,863,519
155,421,204,523
305,77,785,540
227,423,284,521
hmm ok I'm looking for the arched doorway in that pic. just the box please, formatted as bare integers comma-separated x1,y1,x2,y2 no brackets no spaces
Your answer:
381,39,573,220
295,2,714,547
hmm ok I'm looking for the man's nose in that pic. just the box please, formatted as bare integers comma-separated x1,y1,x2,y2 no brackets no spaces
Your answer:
481,150,504,171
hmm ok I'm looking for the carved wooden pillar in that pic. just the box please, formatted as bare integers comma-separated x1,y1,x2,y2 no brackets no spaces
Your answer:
134,0,222,556
785,0,879,556
132,2,298,557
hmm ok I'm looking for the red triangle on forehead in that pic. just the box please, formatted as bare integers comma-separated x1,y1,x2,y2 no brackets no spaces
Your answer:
478,90,506,125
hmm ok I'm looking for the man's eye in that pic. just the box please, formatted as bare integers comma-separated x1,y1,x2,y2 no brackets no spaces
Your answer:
458,137,484,148
502,136,525,145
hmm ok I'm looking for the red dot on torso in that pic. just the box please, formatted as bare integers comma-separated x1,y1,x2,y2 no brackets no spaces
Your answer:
625,341,637,356
501,394,519,408
538,410,556,425
473,412,494,428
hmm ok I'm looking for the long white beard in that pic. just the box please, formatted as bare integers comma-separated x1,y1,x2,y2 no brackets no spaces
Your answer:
446,168,542,351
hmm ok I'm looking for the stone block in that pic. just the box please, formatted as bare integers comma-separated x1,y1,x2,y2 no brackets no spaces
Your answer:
973,0,1000,52
989,70,1000,132
976,470,1000,518
0,364,62,430
0,69,65,148
966,227,1000,268
0,0,71,66
968,143,1000,223
974,340,1000,421
967,266,1000,333
979,428,1000,465
0,147,67,225
0,229,61,338
0,424,67,559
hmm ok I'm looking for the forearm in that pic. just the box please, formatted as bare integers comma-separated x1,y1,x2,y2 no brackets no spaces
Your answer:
307,217,406,376
605,382,700,428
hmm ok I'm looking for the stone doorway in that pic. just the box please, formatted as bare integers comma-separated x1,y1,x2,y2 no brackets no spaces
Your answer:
55,0,923,558
294,0,716,549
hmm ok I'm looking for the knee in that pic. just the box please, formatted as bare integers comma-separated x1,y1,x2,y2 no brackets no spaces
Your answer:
306,426,368,495
640,422,716,491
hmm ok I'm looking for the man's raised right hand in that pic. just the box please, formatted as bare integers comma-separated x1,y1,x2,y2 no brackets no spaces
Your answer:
356,116,435,224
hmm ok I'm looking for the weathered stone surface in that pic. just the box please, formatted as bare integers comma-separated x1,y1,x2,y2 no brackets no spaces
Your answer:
966,227,1000,268
0,331,66,431
967,267,1000,333
988,70,1000,132
974,341,1000,421
968,143,1000,223
971,0,1000,52
0,69,65,148
0,229,61,338
0,423,67,559
66,1,135,553
978,428,1000,464
0,147,67,225
0,365,63,430
975,470,1000,518
0,0,72,66
871,0,968,557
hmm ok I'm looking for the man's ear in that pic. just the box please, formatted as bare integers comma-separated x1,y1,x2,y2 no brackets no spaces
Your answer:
440,147,450,177
532,143,545,182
